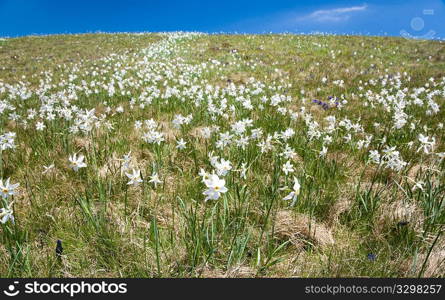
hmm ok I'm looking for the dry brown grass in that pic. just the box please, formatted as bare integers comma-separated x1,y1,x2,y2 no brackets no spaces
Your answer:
378,199,423,228
328,196,353,225
274,210,335,248
403,236,445,277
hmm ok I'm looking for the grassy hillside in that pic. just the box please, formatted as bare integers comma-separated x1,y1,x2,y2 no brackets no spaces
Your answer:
0,32,444,277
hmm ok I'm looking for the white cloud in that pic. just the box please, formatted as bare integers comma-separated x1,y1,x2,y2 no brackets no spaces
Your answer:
298,4,368,22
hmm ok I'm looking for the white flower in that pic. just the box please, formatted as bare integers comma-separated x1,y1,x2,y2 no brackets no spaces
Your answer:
216,131,233,149
172,114,192,129
142,130,165,145
199,168,211,183
203,173,228,201
382,146,396,158
68,153,87,171
199,127,212,139
235,136,249,149
42,164,55,174
149,173,162,188
0,202,14,224
0,178,20,199
417,134,435,154
380,145,407,171
281,128,295,140
283,177,301,206
239,163,248,179
36,121,46,131
280,144,296,160
412,180,425,191
125,169,143,186
0,132,16,151
215,158,232,176
121,151,132,172
369,150,380,164
134,121,143,129
176,138,187,150
257,135,274,153
208,152,219,167
282,161,294,175
319,146,328,157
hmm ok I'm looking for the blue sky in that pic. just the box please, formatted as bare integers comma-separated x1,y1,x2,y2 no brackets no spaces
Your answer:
1,0,444,38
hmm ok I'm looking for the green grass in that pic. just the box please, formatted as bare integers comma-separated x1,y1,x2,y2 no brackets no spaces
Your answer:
0,32,444,278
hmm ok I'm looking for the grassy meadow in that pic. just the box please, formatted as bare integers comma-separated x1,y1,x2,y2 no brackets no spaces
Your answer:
0,32,444,277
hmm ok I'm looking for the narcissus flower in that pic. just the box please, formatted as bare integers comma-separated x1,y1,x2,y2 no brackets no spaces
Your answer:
125,169,143,186
215,158,232,176
121,151,132,172
0,202,14,224
36,121,46,131
68,153,87,171
0,178,19,199
417,134,435,154
199,168,210,183
0,132,16,151
149,172,162,188
319,146,328,157
42,164,55,175
282,160,294,175
203,173,227,201
239,162,248,179
176,138,187,150
283,177,301,206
